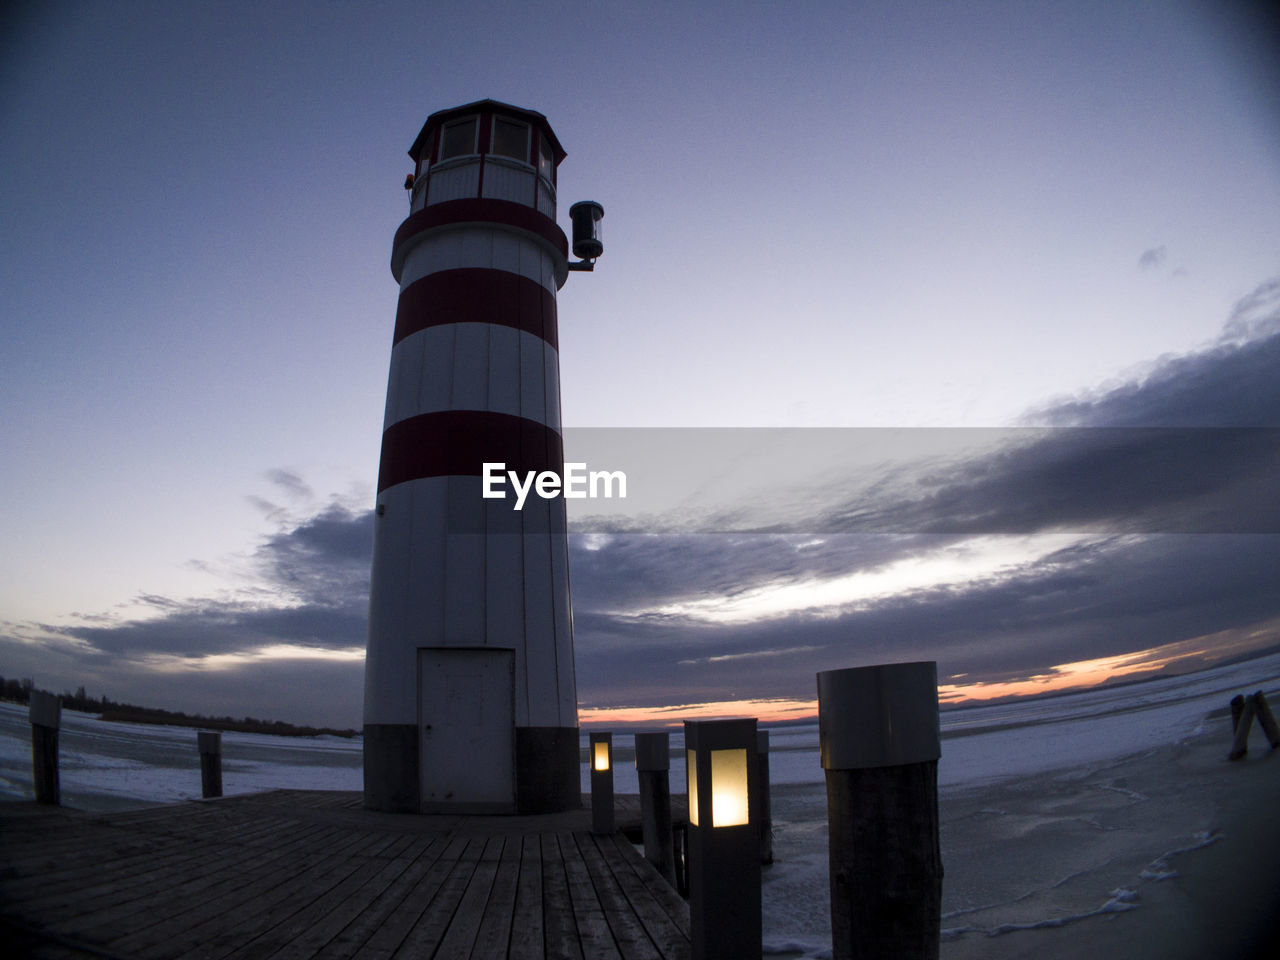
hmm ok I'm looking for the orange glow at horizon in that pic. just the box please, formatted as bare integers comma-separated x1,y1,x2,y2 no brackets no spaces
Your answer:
935,643,1209,704
578,628,1277,728
579,697,820,728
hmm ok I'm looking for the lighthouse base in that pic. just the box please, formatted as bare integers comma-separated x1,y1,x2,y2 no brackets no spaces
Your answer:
515,726,582,814
362,723,580,815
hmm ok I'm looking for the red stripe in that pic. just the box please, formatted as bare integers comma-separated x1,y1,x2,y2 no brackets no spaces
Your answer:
377,410,564,493
394,269,558,349
392,198,568,281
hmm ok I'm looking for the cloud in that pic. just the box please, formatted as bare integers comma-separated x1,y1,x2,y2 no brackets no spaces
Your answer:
7,284,1280,724
1138,245,1167,270
265,468,314,501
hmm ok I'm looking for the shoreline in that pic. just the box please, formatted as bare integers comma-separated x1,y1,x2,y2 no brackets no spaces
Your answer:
939,714,1280,958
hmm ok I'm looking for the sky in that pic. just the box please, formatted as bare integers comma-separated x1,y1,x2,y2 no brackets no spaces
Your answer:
1,0,1278,728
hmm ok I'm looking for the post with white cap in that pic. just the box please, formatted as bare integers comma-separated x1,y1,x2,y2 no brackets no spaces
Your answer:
818,662,942,960
590,731,614,834
685,717,761,960
29,690,61,805
635,731,675,884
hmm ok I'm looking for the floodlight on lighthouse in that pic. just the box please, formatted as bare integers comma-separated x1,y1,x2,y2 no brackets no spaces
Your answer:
568,200,604,270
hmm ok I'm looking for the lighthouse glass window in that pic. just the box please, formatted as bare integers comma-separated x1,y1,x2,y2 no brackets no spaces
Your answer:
439,117,478,161
537,136,554,181
491,117,530,163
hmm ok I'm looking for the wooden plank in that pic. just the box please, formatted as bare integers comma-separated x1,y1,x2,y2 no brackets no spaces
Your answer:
260,832,423,960
119,823,391,959
0,811,225,884
81,825,349,954
470,833,522,959
506,834,544,960
539,834,581,960
560,832,622,960
192,827,403,960
2,793,698,960
429,834,504,959
574,834,660,960
219,832,414,960
9,815,330,918
391,836,485,960
60,821,354,945
601,835,689,960
358,835,471,960
308,833,450,960
37,823,310,930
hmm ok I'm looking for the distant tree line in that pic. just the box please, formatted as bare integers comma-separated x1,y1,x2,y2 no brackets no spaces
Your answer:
0,675,358,738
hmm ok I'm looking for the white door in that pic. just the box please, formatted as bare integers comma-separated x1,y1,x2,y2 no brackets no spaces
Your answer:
418,647,515,812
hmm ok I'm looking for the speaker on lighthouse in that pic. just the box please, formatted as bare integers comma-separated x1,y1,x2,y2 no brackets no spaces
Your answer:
364,100,602,814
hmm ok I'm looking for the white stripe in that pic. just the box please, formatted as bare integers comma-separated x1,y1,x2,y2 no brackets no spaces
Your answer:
398,226,559,296
382,323,560,431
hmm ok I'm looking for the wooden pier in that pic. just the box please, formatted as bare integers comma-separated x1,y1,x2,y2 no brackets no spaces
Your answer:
0,790,690,960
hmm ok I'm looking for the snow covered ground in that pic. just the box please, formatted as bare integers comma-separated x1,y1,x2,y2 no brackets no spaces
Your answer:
3,649,1278,958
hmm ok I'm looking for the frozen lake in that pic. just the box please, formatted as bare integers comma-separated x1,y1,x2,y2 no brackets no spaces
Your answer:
3,649,1278,958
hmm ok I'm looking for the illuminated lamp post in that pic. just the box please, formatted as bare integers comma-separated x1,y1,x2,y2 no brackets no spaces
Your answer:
818,661,942,960
684,718,761,960
590,731,614,834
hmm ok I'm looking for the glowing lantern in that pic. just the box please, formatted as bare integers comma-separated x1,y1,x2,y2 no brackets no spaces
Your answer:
684,718,761,960
589,731,614,834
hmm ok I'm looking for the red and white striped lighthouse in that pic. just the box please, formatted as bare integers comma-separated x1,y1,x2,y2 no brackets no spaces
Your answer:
364,100,600,814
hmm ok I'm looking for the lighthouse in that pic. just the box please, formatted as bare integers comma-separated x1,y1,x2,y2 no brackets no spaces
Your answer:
364,100,602,814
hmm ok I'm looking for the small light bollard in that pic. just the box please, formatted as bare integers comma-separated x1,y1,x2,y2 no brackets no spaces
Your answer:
590,731,614,835
685,718,761,960
818,661,942,960
198,730,223,798
635,731,676,884
29,690,61,805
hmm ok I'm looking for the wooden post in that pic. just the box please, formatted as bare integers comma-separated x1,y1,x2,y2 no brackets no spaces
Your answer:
818,662,942,960
1252,691,1280,749
1228,696,1256,761
198,731,223,798
635,731,676,885
756,730,773,865
29,690,61,805
1230,694,1246,732
589,731,614,835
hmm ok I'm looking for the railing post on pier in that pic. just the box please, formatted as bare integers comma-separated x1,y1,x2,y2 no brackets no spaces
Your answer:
29,690,61,805
198,731,223,798
756,730,773,865
590,731,614,835
818,661,942,960
635,731,676,885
